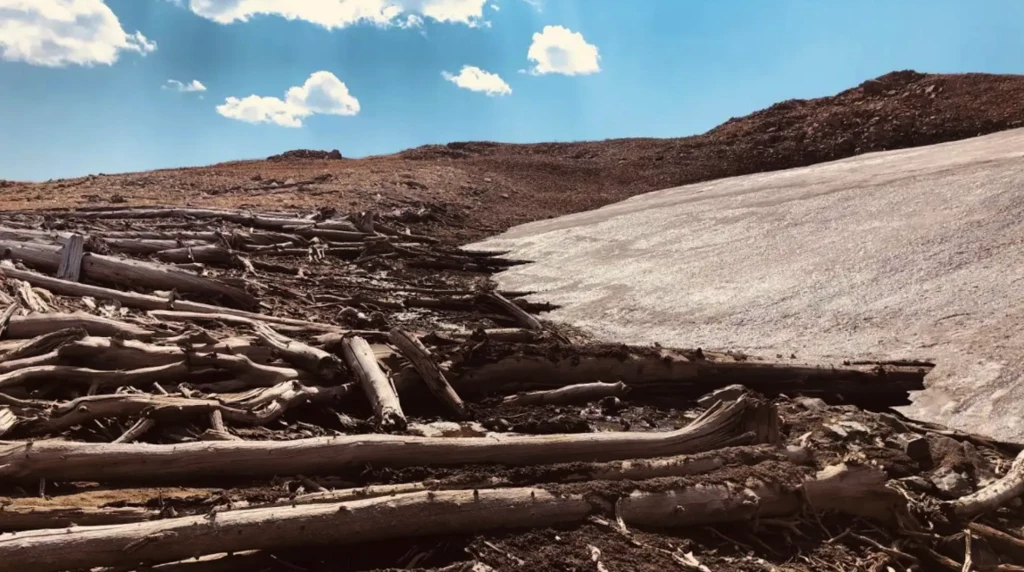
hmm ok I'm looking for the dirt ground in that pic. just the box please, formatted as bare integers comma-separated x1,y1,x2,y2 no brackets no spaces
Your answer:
3,71,1024,246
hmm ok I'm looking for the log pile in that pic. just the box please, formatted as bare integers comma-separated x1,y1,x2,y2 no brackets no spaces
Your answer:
0,206,1019,572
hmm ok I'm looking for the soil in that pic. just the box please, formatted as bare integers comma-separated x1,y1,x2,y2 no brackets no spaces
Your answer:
3,71,1024,247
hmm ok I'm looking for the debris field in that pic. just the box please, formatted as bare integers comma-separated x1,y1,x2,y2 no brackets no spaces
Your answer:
0,205,1018,571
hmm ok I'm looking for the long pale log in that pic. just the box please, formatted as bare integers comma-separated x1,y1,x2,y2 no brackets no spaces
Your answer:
0,327,87,362
389,328,466,419
950,448,1024,518
618,463,903,528
483,292,541,329
0,505,156,531
155,245,234,265
503,381,630,407
253,323,345,382
19,394,222,435
58,336,274,369
218,381,354,426
0,354,298,393
0,266,340,331
341,335,406,430
0,397,760,482
101,238,210,255
0,351,61,375
5,312,150,340
0,488,591,572
147,310,339,334
58,206,333,231
0,240,257,309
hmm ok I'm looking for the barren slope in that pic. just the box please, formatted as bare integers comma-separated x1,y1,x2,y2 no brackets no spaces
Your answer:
4,71,1024,245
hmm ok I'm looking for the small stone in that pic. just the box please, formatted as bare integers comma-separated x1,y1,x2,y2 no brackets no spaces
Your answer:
931,467,972,498
794,396,828,411
886,433,930,463
697,384,748,409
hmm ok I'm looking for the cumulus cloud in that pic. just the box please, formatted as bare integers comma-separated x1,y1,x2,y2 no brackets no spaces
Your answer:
526,25,600,76
217,71,360,128
165,79,207,92
183,0,490,29
0,0,155,67
442,65,511,96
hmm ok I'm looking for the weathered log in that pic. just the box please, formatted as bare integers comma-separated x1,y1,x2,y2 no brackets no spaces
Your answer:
294,228,370,242
0,463,899,572
18,393,222,435
0,504,156,531
0,397,761,482
389,328,466,419
950,448,1024,518
252,323,345,382
58,206,327,231
618,463,903,528
56,233,84,281
0,488,591,572
481,292,542,330
0,327,87,363
341,335,406,431
58,336,273,369
146,310,338,334
113,417,157,443
438,349,932,409
0,351,61,375
219,381,354,426
0,266,339,331
503,381,630,407
101,238,210,255
0,240,257,309
155,245,234,265
5,312,151,340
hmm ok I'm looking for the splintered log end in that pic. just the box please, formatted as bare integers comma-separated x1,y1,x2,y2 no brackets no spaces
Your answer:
802,463,905,523
950,448,1024,519
743,400,782,446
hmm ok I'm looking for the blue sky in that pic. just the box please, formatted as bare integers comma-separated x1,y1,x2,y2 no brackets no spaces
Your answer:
1,0,1023,181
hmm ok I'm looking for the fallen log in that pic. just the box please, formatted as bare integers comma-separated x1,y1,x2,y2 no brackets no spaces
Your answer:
341,335,406,431
0,266,340,332
58,206,327,231
440,348,932,409
481,292,542,330
0,327,87,363
5,312,151,340
252,323,345,382
147,310,340,334
0,240,257,309
950,448,1024,519
389,328,467,419
155,245,234,265
0,463,899,572
0,303,17,339
17,393,222,435
0,504,156,531
56,234,84,282
0,351,61,375
58,336,274,369
0,488,592,572
101,238,210,255
219,381,354,426
0,397,762,482
502,381,630,407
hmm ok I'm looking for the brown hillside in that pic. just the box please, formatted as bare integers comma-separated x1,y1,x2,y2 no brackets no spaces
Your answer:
4,70,1024,244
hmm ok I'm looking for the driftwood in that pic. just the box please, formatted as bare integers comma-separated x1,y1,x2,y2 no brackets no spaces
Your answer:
389,328,466,419
0,303,18,339
503,381,630,407
155,245,234,265
0,266,339,331
18,393,222,435
58,336,274,369
0,351,61,375
101,237,212,254
0,488,591,572
147,309,340,334
481,292,543,330
13,280,50,313
0,240,257,309
0,504,156,531
0,327,86,363
950,448,1024,518
5,312,151,340
252,322,345,382
0,397,762,482
56,233,84,281
341,335,406,430
0,462,899,572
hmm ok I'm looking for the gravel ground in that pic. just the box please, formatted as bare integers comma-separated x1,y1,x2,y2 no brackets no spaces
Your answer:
474,128,1024,442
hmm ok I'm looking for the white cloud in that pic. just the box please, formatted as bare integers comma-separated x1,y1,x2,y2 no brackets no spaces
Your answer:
0,0,155,67
526,25,600,76
217,71,360,128
165,79,207,92
442,65,510,96
183,0,490,29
